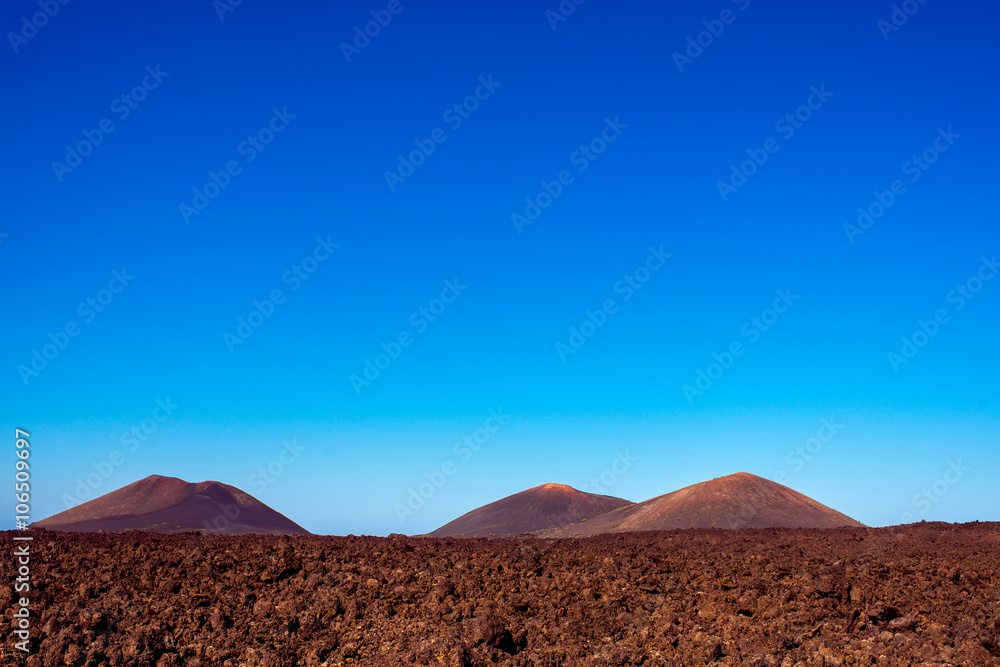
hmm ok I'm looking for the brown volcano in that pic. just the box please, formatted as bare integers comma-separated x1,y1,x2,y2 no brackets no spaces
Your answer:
35,474,308,535
428,483,633,537
547,472,863,537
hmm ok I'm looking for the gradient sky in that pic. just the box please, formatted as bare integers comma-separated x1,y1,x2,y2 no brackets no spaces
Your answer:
2,0,998,535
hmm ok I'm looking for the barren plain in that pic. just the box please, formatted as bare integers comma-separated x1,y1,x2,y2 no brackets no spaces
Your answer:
2,522,998,666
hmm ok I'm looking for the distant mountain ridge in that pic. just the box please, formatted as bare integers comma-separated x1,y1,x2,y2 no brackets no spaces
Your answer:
36,472,863,538
36,474,308,535
545,472,864,537
429,483,634,537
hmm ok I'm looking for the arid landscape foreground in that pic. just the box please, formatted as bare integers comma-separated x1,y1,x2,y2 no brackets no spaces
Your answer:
3,523,999,667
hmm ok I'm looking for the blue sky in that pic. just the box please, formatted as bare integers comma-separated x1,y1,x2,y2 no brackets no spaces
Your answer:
2,0,997,535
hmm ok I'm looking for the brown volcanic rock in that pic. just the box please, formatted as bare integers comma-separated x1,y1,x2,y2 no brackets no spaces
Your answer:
550,472,863,536
428,483,633,537
2,523,999,666
35,474,308,535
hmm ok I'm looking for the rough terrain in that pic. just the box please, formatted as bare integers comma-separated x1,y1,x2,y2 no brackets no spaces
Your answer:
2,522,998,666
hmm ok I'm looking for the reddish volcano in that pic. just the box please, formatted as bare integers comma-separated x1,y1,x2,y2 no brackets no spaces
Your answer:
36,474,308,535
428,483,633,537
549,472,863,537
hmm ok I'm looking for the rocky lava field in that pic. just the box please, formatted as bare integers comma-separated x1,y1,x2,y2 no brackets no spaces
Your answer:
2,522,998,667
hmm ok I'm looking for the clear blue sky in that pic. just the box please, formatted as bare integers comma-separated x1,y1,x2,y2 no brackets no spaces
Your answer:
2,0,997,535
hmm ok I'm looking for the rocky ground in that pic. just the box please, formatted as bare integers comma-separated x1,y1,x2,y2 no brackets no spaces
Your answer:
1,522,998,666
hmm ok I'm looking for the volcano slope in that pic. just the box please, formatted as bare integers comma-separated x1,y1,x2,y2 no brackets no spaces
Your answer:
35,475,308,535
2,523,998,666
544,472,862,537
429,483,633,537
